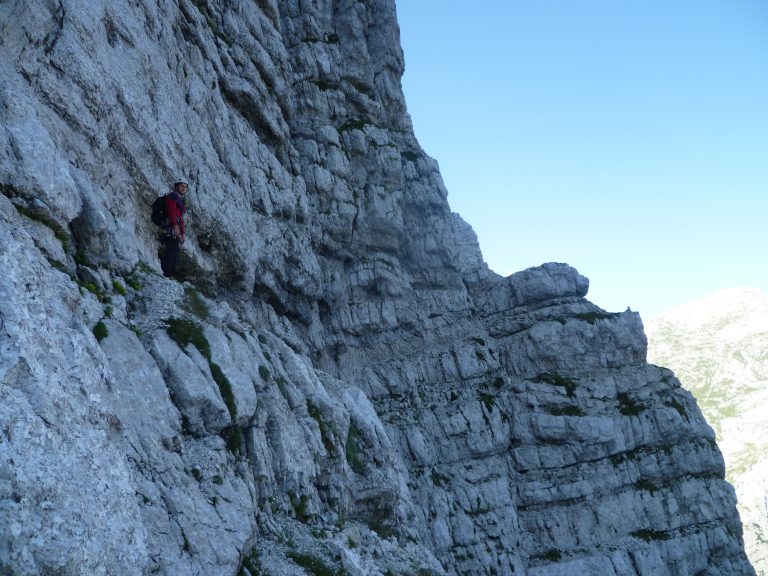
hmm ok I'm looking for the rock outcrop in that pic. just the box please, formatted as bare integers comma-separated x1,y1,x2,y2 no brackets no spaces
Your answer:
0,1,755,575
648,288,768,576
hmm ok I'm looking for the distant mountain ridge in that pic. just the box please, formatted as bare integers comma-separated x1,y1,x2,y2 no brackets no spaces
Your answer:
648,287,768,575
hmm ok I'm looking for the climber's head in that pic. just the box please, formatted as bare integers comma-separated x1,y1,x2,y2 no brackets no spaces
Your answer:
174,181,189,196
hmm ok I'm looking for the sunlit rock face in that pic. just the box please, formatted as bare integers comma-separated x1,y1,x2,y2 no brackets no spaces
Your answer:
0,1,755,575
648,287,768,576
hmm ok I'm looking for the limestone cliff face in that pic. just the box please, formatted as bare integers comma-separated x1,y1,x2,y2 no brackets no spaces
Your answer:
0,2,754,575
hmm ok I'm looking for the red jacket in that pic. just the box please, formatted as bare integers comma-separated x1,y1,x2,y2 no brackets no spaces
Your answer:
165,191,186,236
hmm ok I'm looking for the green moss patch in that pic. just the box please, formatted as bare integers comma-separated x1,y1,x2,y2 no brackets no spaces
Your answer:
182,285,209,320
13,203,71,252
222,426,243,455
166,317,211,359
165,317,241,452
478,392,496,412
276,376,288,400
430,468,451,488
665,397,687,418
532,373,577,397
617,392,645,416
631,529,670,542
546,405,583,416
287,551,342,576
93,321,109,341
308,401,336,454
635,479,658,492
290,493,311,524
78,280,109,303
573,311,619,324
210,361,237,420
238,548,264,576
345,425,365,474
124,274,142,290
534,549,562,562
339,117,370,133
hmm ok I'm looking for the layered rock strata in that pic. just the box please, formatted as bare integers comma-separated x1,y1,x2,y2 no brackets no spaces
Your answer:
0,1,755,575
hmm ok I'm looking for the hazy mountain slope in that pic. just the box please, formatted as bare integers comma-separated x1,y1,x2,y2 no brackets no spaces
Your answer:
648,287,768,575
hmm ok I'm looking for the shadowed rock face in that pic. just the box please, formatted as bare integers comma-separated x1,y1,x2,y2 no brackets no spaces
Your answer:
0,2,755,575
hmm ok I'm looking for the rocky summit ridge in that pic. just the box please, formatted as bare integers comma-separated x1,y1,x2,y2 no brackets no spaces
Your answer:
0,1,755,575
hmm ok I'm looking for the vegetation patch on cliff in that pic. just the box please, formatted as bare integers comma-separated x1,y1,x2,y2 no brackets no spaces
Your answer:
631,529,670,542
93,321,109,341
574,311,620,324
287,550,345,576
345,425,365,474
545,404,583,416
166,317,239,434
307,400,336,455
238,548,265,576
532,372,577,397
182,285,209,320
617,392,645,416
12,201,72,252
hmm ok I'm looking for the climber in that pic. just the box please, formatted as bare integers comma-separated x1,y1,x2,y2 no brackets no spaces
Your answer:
159,180,188,277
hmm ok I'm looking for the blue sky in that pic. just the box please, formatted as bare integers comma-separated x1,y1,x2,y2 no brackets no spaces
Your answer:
396,1,768,320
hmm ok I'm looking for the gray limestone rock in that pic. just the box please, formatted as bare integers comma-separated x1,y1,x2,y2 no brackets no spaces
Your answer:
0,196,148,575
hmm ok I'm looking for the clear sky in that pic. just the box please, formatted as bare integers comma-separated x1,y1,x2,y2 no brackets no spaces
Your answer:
396,1,768,321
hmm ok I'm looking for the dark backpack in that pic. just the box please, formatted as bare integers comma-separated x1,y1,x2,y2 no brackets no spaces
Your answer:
151,194,168,225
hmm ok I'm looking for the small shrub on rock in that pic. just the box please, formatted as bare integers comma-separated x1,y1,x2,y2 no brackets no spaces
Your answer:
93,321,109,341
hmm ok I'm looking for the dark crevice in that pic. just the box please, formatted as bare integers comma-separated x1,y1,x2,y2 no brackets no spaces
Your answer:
219,80,281,147
44,1,65,56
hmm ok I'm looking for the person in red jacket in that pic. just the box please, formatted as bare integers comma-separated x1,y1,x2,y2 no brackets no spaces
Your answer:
160,181,188,277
